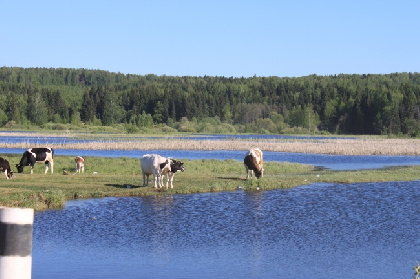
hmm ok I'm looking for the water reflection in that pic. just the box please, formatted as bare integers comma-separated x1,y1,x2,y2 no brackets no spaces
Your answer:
32,181,420,279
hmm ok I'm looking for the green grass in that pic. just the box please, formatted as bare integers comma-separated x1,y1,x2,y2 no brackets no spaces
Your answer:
0,154,419,211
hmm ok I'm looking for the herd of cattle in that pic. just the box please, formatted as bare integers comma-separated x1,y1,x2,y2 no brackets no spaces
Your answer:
0,147,264,188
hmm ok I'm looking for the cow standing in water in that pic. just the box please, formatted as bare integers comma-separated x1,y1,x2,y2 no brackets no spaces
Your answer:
16,147,54,174
0,157,13,179
244,148,264,179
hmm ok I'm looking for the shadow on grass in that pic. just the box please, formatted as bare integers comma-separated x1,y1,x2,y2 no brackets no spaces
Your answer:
216,177,246,181
105,183,144,189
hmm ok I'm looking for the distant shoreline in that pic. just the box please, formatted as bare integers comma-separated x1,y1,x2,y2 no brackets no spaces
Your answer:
0,133,419,156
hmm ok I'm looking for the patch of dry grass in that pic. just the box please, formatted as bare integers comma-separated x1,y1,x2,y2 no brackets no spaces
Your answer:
1,137,420,155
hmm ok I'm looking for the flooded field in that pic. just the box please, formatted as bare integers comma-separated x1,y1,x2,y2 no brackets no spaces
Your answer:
32,181,420,279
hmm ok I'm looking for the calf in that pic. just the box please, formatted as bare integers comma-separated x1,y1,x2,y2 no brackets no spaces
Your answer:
160,160,185,189
16,147,54,174
244,148,264,179
140,154,172,188
75,156,85,173
0,157,13,179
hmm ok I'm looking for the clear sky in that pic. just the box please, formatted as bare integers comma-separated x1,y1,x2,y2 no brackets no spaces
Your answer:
2,0,419,77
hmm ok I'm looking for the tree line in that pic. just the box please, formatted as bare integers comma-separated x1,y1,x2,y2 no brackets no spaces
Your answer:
1,67,420,135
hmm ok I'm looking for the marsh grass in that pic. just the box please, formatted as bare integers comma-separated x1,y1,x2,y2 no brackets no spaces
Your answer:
1,154,419,211
2,137,420,155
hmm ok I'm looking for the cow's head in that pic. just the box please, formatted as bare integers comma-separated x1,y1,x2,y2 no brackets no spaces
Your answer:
7,169,14,179
254,168,263,178
15,164,24,173
171,160,185,173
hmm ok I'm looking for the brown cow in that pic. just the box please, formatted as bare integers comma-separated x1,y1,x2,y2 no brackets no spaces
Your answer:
244,148,264,179
75,156,85,173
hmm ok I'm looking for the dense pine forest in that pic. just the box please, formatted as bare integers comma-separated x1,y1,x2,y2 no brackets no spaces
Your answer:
1,67,420,135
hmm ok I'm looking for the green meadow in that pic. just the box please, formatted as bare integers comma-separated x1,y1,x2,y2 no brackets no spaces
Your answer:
0,154,419,211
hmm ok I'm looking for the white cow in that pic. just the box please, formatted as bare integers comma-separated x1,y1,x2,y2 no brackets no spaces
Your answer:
140,154,172,188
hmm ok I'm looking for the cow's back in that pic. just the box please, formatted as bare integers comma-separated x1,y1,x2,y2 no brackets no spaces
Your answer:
141,154,166,174
28,147,54,162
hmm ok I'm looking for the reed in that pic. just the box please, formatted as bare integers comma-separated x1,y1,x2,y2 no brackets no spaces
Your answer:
1,137,420,155
2,131,420,155
0,155,419,211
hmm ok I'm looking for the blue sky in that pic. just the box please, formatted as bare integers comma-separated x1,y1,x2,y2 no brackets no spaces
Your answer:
2,0,419,77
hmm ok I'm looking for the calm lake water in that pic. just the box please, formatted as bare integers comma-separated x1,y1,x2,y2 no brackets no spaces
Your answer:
32,181,420,279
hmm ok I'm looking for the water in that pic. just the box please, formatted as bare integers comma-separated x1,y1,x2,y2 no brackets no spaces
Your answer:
32,181,420,279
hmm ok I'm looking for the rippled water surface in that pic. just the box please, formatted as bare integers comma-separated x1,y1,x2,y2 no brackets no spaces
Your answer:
32,181,420,279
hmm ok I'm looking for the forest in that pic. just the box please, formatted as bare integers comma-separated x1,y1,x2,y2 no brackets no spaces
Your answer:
1,67,420,135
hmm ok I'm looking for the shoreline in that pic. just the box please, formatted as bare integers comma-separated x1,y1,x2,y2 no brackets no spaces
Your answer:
0,138,420,156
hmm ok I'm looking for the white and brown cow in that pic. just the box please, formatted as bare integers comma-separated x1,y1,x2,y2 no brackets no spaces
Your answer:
140,154,172,188
16,147,54,174
0,157,13,179
75,156,85,173
244,148,264,179
160,160,185,189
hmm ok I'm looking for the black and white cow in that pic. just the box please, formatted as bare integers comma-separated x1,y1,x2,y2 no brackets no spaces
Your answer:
0,157,13,179
160,160,185,189
16,147,54,174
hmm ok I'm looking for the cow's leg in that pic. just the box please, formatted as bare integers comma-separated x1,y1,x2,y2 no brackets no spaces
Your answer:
81,165,84,173
30,164,34,174
245,164,250,179
161,174,167,189
153,174,158,188
4,170,8,179
169,173,174,189
156,170,164,188
50,160,54,174
142,173,147,186
44,162,49,174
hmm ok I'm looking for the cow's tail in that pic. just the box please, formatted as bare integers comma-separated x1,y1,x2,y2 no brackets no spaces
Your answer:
51,148,54,159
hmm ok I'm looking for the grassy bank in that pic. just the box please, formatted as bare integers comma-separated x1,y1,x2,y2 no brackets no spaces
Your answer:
0,154,419,211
